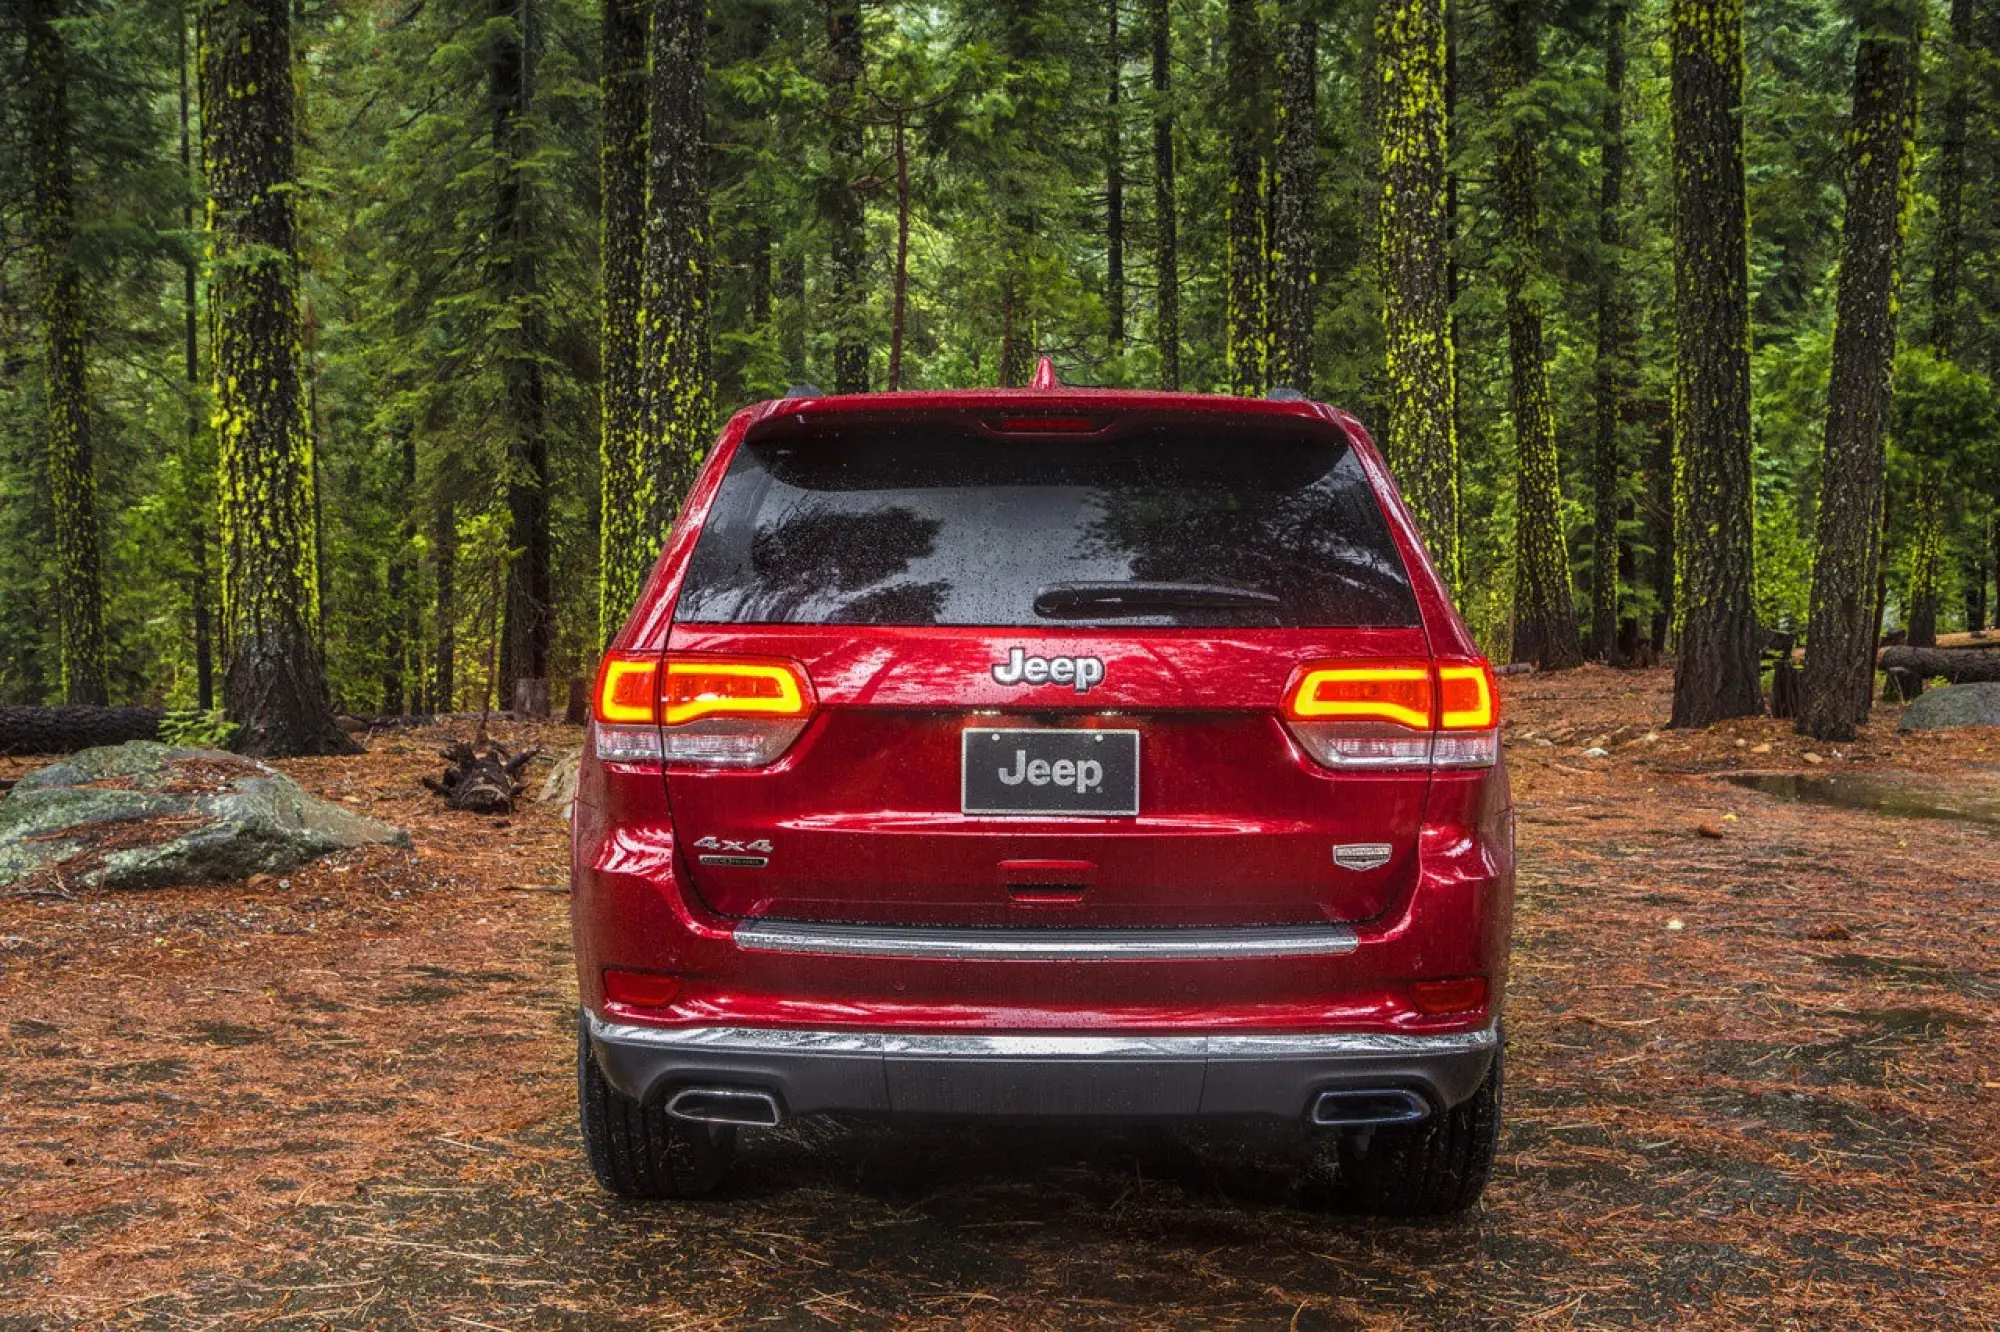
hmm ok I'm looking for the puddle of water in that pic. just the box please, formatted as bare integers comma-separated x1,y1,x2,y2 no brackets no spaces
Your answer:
1725,772,2000,830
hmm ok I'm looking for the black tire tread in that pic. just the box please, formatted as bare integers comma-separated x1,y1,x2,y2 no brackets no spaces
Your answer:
1332,1045,1503,1217
577,1016,733,1199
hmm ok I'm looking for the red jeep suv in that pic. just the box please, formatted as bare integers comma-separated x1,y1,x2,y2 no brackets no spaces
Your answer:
571,379,1512,1215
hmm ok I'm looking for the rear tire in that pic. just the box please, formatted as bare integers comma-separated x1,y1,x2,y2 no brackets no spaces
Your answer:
1329,1045,1502,1217
577,1015,734,1199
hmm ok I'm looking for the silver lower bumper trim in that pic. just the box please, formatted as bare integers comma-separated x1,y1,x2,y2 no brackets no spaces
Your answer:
730,919,1361,961
587,1013,1497,1061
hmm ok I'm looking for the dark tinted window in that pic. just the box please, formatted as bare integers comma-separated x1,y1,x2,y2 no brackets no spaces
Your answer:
674,419,1419,628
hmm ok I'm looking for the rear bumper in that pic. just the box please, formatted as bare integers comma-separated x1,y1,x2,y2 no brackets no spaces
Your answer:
584,1010,1498,1123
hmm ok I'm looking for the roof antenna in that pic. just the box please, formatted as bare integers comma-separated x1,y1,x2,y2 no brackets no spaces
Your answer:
1030,356,1060,390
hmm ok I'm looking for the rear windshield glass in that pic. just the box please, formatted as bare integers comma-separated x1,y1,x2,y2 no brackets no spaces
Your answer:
673,418,1419,628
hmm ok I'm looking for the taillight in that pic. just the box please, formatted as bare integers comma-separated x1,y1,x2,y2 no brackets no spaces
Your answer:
592,651,815,767
1432,658,1500,768
1281,658,1498,770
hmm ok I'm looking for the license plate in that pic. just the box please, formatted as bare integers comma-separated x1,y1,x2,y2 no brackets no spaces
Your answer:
961,728,1140,817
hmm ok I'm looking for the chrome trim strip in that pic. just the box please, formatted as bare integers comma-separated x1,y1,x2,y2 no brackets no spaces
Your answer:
732,919,1360,961
588,1013,1498,1061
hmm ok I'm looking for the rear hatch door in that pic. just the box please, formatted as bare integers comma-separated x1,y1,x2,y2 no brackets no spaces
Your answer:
663,408,1431,928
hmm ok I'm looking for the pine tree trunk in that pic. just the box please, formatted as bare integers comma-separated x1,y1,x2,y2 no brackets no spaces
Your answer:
27,0,107,706
1149,0,1179,389
1106,0,1125,356
199,0,355,756
826,0,868,394
1649,421,1675,654
598,0,649,643
1272,18,1317,395
1907,466,1943,646
1588,0,1630,664
383,432,415,714
179,3,214,713
1904,0,1970,650
998,4,1040,389
433,497,457,711
889,111,911,391
490,0,551,699
1377,0,1459,590
1796,0,1920,739
1224,0,1268,396
640,0,712,518
1928,0,1971,356
1668,0,1762,725
1497,0,1581,670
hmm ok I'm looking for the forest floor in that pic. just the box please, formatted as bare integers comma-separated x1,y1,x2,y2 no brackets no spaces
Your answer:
1,666,1996,1329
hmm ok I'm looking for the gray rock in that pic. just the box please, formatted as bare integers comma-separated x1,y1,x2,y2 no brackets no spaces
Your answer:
0,741,407,891
537,748,581,822
1896,682,2000,731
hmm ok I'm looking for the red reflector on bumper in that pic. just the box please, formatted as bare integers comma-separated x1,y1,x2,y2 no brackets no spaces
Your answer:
1410,977,1488,1016
604,969,682,1011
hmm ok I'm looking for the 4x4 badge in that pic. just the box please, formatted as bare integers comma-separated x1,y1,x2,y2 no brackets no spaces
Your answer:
693,836,773,854
692,835,772,868
991,647,1106,694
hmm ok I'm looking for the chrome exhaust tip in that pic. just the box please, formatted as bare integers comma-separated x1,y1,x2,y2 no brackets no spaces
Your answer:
1310,1088,1431,1128
665,1086,783,1127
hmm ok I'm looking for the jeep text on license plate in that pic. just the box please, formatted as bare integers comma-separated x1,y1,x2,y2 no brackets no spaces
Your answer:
960,729,1140,817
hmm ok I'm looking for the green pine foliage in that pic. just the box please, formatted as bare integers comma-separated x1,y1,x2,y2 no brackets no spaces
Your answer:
0,0,1996,707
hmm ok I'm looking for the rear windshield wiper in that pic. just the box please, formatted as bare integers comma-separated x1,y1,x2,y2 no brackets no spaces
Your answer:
1032,581,1284,619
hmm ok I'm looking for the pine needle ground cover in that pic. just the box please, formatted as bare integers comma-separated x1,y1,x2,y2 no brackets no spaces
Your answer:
0,669,1995,1328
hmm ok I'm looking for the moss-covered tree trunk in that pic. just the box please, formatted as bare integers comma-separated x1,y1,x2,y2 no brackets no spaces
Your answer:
1588,0,1630,663
1668,0,1761,725
1377,0,1458,589
640,0,711,516
1105,0,1125,355
28,0,107,706
1798,0,1922,733
1149,0,1179,389
489,0,551,703
1906,470,1943,646
179,3,215,712
598,0,648,643
826,0,868,394
1272,15,1317,395
1224,0,1268,396
1497,0,1581,669
199,0,354,756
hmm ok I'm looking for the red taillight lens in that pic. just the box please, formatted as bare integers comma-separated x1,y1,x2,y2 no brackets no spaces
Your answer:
1437,660,1498,730
662,658,811,724
1281,658,1499,770
604,969,682,1012
592,652,815,767
595,653,660,723
1410,976,1489,1016
1283,662,1435,729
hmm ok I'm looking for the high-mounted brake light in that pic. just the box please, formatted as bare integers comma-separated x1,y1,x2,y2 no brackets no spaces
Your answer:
592,651,816,767
989,413,1109,434
1281,658,1499,770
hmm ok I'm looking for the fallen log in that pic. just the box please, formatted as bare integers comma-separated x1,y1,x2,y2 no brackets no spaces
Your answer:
0,706,165,756
421,740,540,814
1877,645,2000,684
